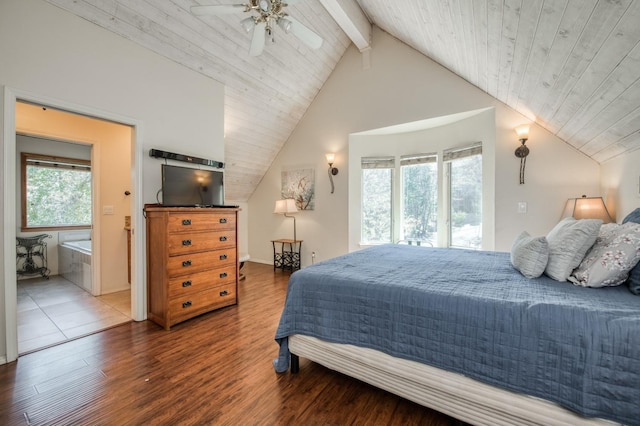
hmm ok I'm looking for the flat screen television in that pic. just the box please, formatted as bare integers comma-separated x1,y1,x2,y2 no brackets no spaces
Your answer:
161,164,224,207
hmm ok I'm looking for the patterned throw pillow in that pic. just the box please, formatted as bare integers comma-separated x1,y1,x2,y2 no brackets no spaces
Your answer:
544,217,602,282
569,223,640,288
510,231,549,278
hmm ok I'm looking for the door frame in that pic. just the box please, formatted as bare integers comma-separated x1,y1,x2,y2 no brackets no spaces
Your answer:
2,86,145,363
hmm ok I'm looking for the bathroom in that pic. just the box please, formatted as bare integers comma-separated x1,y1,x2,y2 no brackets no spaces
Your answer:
15,102,133,354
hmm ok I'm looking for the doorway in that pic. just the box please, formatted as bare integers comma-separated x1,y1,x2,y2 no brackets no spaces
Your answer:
15,108,133,353
3,87,144,363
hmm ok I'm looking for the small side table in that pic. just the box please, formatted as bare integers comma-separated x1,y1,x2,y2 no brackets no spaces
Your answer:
272,239,303,272
16,234,52,279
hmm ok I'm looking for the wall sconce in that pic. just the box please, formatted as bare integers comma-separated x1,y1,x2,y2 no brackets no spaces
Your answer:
561,195,614,223
274,198,299,241
514,124,530,185
326,153,339,194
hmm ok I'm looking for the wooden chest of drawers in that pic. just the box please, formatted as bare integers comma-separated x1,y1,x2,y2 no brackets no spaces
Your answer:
145,205,239,329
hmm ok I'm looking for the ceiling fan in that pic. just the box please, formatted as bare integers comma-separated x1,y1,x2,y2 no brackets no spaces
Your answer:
191,0,324,56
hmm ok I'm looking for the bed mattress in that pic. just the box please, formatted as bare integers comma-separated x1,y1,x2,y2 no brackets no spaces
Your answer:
288,334,617,426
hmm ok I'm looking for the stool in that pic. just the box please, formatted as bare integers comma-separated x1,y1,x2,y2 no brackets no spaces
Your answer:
239,254,250,281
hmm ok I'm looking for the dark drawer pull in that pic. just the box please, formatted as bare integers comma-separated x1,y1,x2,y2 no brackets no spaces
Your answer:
220,290,228,297
219,218,227,224
182,219,191,226
182,280,192,287
182,239,192,246
182,260,192,267
182,301,192,308
219,272,228,279
219,236,227,242
220,254,228,260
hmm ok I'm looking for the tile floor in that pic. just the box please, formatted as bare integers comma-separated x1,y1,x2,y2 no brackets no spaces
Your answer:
17,275,131,354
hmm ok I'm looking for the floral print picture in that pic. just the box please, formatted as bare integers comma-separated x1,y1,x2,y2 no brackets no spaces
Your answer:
281,168,315,210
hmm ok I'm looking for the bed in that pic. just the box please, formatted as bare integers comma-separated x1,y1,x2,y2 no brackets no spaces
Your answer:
273,244,640,425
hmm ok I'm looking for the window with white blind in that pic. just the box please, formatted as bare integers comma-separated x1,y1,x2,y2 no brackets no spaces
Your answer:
361,157,394,244
444,143,482,249
21,153,92,231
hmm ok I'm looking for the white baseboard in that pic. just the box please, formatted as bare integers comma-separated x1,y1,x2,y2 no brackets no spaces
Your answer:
248,258,271,265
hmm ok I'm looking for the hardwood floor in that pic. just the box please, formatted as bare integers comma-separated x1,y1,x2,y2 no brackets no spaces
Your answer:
0,262,460,425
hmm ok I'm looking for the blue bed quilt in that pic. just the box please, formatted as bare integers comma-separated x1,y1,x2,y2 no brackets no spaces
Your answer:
274,244,640,424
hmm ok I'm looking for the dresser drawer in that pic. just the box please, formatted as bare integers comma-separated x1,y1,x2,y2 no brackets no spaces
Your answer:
168,230,236,255
167,249,236,277
167,212,236,233
168,266,237,299
169,284,237,325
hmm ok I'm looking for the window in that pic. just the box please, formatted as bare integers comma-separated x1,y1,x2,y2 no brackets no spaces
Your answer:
400,154,437,245
361,157,394,244
21,153,92,231
358,143,483,249
445,144,482,249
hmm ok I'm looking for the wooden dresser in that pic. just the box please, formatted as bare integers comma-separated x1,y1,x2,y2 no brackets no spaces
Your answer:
145,204,239,330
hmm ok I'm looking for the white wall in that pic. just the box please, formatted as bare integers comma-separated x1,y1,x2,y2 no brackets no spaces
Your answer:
601,150,640,222
248,27,601,267
0,0,224,361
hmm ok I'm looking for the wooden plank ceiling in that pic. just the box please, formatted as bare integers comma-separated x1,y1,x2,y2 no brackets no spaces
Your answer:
43,0,640,201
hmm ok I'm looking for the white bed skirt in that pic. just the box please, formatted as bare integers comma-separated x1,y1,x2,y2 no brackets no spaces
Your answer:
288,334,618,426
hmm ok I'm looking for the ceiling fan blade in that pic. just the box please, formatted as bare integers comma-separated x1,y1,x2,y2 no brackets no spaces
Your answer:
250,22,267,56
286,16,323,50
190,4,245,15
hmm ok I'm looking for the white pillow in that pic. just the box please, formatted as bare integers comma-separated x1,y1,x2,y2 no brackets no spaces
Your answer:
510,231,549,278
568,222,640,288
544,217,602,282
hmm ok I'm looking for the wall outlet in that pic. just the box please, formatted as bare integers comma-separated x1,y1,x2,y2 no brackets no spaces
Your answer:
517,202,527,214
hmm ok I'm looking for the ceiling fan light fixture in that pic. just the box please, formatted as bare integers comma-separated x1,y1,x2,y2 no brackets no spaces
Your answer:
191,0,323,56
240,17,255,32
277,17,292,33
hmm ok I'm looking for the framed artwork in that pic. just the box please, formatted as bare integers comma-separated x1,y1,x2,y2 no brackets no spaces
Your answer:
281,167,315,210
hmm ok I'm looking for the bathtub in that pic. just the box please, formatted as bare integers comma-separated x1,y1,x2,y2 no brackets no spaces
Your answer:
58,235,92,294
62,239,92,254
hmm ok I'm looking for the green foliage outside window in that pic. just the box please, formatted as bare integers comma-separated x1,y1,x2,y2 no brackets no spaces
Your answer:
362,168,392,243
402,162,437,244
24,158,92,229
450,155,482,249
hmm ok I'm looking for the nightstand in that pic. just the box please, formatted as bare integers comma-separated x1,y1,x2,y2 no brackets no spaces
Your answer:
272,239,303,272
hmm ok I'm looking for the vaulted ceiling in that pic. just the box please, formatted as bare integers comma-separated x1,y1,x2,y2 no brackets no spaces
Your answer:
43,0,640,201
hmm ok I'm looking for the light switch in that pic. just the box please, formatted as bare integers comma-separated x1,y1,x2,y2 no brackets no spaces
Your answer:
518,202,527,214
103,205,114,215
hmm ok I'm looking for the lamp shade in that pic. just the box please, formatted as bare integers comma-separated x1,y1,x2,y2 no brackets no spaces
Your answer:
277,17,292,33
325,153,335,163
515,124,530,140
561,196,613,223
274,198,298,214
